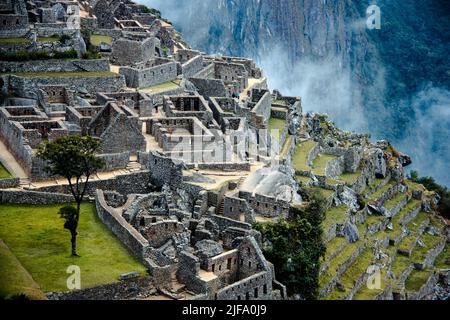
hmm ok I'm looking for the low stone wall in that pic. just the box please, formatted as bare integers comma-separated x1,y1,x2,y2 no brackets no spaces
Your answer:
8,74,125,99
47,277,156,300
0,178,20,189
0,59,110,73
95,189,150,261
325,156,345,178
406,272,439,300
0,189,73,204
184,162,251,172
29,171,151,197
99,152,130,171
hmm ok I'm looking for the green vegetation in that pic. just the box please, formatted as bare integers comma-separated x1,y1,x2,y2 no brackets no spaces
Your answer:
311,154,337,176
309,187,334,199
141,79,182,94
90,35,112,46
410,171,450,219
322,205,347,233
339,171,360,186
0,162,13,179
434,244,450,270
325,249,374,300
0,240,46,300
292,140,317,172
254,193,327,299
368,180,396,201
384,193,408,210
405,270,433,292
268,117,286,132
0,203,147,292
3,71,117,78
38,135,105,256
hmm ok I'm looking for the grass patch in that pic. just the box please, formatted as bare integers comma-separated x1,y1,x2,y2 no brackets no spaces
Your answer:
292,140,317,172
0,240,46,300
90,35,113,46
323,236,347,260
384,193,408,209
140,79,182,93
434,244,450,269
4,71,117,78
280,135,292,159
0,203,147,293
295,175,310,186
405,269,433,292
312,154,337,176
0,162,13,179
323,205,348,233
310,187,335,199
325,249,374,300
339,171,361,186
397,212,429,252
368,180,397,201
390,254,412,279
268,117,286,132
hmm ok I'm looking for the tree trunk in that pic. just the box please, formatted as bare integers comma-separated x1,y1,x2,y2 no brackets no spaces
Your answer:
70,229,78,257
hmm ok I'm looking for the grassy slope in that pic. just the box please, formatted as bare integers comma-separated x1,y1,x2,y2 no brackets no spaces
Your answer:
0,203,147,292
0,240,46,300
0,162,13,179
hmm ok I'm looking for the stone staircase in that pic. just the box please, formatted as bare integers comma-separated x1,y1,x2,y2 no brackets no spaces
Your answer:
126,161,142,172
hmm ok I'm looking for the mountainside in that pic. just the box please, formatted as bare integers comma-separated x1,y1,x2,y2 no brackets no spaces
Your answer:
144,0,450,187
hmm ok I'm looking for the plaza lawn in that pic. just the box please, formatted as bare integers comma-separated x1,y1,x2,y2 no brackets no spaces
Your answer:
268,117,286,132
0,203,147,293
90,34,113,46
0,162,13,179
140,79,182,94
0,240,46,300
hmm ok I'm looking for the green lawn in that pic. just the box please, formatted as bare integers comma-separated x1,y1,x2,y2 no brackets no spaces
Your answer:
4,71,117,78
312,153,337,176
0,162,13,179
0,203,147,293
338,171,361,186
0,240,46,300
405,270,433,292
140,79,182,93
268,117,286,133
323,205,348,233
292,140,317,172
90,35,113,46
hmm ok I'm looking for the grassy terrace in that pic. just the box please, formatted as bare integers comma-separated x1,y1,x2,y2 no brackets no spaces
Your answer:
140,79,182,94
405,269,433,292
323,205,348,233
0,240,46,300
320,240,362,289
310,187,335,199
338,171,361,186
3,71,117,78
292,140,317,172
0,162,13,179
268,117,286,133
311,153,337,176
434,244,450,269
383,192,408,209
90,35,113,46
323,236,347,260
295,175,310,186
368,180,397,202
325,249,374,300
0,203,147,293
280,135,292,159
390,254,412,279
397,211,429,252
353,269,390,300
0,36,60,44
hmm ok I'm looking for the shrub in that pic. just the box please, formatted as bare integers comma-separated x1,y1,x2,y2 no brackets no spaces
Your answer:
82,49,101,60
52,49,78,59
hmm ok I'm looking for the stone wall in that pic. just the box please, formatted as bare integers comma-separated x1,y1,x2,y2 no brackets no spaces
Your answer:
148,151,184,188
182,55,204,78
0,178,20,189
112,37,157,66
99,152,130,171
30,171,151,196
7,74,126,99
120,59,178,88
95,189,150,261
0,59,110,73
189,78,227,99
0,189,73,204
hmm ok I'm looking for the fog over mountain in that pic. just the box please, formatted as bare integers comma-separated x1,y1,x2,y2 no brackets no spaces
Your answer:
141,0,450,186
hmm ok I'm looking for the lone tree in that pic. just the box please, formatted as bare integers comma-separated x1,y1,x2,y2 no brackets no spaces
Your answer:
38,135,104,256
